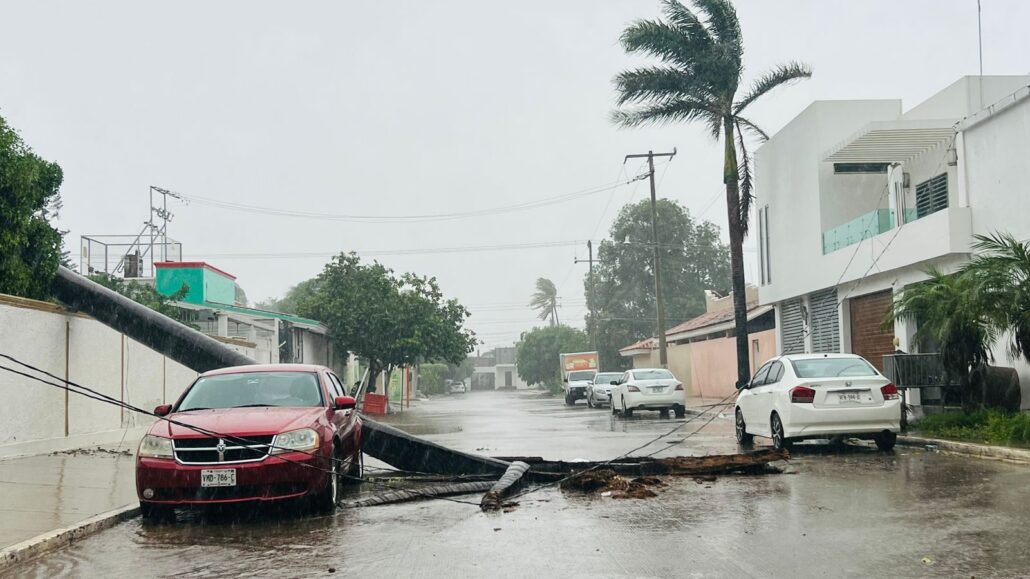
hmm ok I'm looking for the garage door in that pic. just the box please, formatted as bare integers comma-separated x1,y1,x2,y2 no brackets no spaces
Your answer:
810,288,840,353
849,290,894,371
779,298,805,354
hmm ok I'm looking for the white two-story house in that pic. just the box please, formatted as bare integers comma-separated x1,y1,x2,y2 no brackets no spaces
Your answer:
755,75,1030,406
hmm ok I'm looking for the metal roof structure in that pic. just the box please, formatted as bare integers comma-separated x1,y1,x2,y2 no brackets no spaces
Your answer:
823,119,956,164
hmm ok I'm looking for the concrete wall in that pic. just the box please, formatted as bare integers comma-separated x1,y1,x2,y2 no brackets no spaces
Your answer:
688,330,776,400
666,343,692,393
629,350,659,369
0,297,201,458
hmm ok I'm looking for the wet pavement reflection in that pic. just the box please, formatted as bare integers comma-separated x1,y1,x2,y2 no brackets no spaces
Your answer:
8,391,1030,578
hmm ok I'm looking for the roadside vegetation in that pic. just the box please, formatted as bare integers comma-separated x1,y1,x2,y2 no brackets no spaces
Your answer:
294,253,477,392
0,115,65,301
889,233,1030,414
587,198,729,370
516,325,590,394
914,410,1030,447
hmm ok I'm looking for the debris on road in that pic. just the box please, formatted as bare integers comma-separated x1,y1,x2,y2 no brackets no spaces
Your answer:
339,481,494,508
560,470,666,499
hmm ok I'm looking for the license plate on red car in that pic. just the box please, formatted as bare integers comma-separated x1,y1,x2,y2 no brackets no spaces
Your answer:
200,469,237,487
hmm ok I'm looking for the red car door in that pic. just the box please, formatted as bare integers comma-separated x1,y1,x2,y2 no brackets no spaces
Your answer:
324,371,360,459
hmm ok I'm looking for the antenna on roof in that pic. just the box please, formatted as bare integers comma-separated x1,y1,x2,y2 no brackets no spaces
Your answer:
977,0,984,109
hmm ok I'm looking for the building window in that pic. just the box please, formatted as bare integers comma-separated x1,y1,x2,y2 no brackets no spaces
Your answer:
915,173,948,219
758,205,771,285
833,163,890,174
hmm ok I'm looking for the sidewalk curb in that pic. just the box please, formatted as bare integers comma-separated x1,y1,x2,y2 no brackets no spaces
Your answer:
0,504,139,572
898,435,1030,464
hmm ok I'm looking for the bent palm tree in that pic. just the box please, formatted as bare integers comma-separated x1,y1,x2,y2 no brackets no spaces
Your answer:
612,0,811,387
529,277,560,326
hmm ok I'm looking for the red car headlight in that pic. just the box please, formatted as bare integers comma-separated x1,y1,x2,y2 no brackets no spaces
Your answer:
272,428,320,454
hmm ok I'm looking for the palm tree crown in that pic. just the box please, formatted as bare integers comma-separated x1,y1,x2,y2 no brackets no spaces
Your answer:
529,277,560,326
612,0,810,385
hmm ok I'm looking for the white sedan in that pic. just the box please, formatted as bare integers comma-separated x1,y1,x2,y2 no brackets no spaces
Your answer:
586,372,624,408
734,353,901,451
610,368,686,418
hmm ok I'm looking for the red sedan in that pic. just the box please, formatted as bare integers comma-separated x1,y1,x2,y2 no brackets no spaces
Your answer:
136,364,362,520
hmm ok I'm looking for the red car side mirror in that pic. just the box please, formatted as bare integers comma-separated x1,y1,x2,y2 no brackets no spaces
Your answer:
335,396,357,410
154,404,172,417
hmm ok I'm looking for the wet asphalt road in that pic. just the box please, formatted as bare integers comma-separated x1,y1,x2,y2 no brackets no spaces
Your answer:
8,390,1030,578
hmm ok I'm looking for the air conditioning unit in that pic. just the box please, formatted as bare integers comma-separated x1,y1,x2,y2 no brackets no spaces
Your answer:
124,252,140,278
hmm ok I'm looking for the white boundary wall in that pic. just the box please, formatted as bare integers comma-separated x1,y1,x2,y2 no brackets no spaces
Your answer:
0,297,212,458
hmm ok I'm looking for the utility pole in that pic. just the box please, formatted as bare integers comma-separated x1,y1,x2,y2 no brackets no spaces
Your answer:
574,240,597,349
624,148,676,367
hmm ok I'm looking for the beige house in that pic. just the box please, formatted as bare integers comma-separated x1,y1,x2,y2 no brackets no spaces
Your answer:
619,286,777,400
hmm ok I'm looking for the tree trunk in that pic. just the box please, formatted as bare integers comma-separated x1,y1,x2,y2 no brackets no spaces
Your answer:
723,117,751,388
367,362,381,394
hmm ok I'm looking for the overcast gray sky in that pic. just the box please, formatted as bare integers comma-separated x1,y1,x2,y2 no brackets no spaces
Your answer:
2,1,1027,351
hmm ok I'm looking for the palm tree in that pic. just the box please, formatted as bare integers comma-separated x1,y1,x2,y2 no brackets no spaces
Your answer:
612,0,811,387
962,232,1030,361
529,277,560,326
886,268,997,412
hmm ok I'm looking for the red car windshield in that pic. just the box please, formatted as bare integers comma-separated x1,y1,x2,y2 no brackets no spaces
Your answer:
177,372,324,411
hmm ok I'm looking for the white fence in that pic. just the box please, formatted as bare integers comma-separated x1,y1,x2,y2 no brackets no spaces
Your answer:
0,296,218,458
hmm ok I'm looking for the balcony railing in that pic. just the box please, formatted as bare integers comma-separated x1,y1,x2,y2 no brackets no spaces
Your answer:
822,208,896,254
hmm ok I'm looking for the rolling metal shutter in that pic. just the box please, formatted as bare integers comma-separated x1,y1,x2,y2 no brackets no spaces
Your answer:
779,298,805,354
810,288,840,353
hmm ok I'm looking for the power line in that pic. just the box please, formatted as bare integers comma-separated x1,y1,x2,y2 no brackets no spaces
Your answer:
170,175,647,224
0,354,484,506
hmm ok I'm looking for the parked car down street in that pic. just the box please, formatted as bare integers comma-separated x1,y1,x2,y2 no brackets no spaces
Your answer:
586,372,624,408
734,354,901,451
610,368,686,418
135,364,363,520
449,381,467,394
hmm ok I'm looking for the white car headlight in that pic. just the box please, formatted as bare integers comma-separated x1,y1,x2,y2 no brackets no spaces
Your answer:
272,428,320,454
138,435,173,459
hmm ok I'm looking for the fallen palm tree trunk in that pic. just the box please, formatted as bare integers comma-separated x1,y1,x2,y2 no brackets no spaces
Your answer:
339,481,494,508
503,448,789,481
480,461,530,511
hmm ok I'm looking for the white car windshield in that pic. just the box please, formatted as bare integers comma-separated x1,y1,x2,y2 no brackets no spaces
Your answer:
633,370,674,380
791,358,878,378
568,371,596,381
178,372,323,411
594,373,622,384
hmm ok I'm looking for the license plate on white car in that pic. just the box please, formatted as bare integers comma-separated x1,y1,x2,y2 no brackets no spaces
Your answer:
649,386,666,392
831,391,873,404
200,469,237,487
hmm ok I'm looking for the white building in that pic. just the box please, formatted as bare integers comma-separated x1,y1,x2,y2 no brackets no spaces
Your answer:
755,76,1030,406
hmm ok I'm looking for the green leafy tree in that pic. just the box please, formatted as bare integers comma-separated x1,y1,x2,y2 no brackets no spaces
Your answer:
612,0,811,387
516,325,590,394
445,358,475,384
0,115,65,300
588,198,729,370
255,278,322,314
418,363,449,395
88,273,193,324
298,253,477,392
529,277,560,326
887,268,997,412
962,233,1030,362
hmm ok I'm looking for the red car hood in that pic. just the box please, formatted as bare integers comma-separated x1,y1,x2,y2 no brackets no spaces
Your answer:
151,407,325,438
